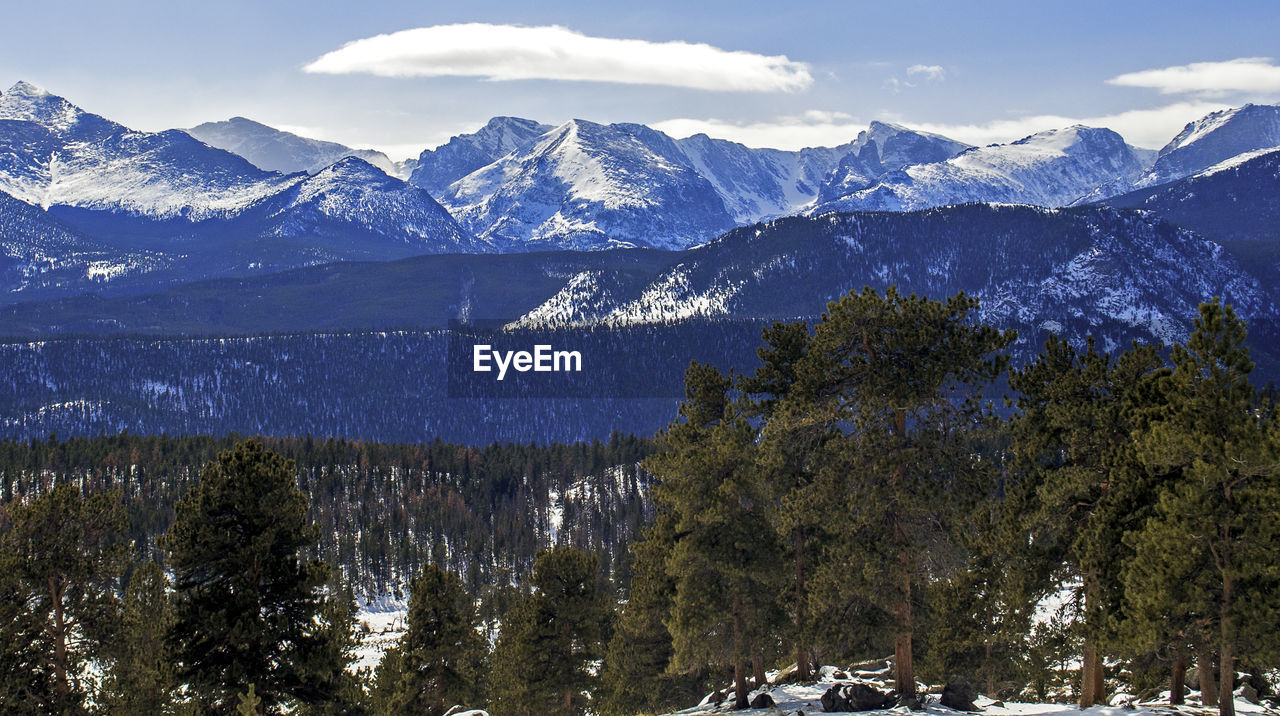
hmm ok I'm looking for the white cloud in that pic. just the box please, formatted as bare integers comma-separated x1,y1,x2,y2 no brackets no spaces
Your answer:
304,24,812,93
653,114,867,150
655,100,1232,150
907,64,946,81
1107,57,1280,95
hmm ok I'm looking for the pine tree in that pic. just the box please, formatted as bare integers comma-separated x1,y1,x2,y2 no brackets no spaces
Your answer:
743,320,825,682
0,562,49,714
387,564,487,715
1005,334,1166,707
599,512,705,716
792,287,1013,698
164,440,338,714
649,361,785,710
101,561,177,713
490,546,612,716
1124,300,1280,716
1,483,127,713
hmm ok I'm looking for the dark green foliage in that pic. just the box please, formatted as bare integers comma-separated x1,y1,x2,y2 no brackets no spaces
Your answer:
789,286,1014,695
0,558,49,713
1005,334,1166,706
382,564,487,715
648,361,786,710
1124,300,1280,716
0,483,127,713
599,513,706,716
101,561,177,714
490,547,613,716
163,441,344,714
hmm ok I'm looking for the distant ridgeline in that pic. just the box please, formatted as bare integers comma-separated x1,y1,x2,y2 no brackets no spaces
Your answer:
0,433,654,599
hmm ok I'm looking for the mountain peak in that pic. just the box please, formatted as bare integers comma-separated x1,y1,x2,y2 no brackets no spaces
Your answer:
0,80,86,130
5,80,50,97
1135,103,1280,188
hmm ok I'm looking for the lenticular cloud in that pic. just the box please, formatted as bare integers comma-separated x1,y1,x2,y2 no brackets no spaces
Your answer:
303,23,813,93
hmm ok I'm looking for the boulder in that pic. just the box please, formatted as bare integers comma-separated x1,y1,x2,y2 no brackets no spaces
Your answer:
821,682,896,712
1239,682,1259,704
897,692,926,711
751,692,777,709
941,679,979,711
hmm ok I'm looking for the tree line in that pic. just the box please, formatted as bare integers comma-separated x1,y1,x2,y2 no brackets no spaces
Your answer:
1,286,1277,715
609,287,1280,714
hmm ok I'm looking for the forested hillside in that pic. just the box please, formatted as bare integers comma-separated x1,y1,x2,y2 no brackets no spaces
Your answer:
0,432,653,598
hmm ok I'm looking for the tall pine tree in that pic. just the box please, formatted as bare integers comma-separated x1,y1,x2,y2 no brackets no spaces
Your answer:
101,561,177,713
793,287,1013,699
649,361,785,710
164,440,345,714
1,484,126,713
490,546,612,716
384,564,487,715
1006,336,1166,707
1125,300,1280,716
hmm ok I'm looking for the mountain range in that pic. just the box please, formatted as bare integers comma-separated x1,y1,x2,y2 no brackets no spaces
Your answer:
0,80,1277,326
1,79,1279,441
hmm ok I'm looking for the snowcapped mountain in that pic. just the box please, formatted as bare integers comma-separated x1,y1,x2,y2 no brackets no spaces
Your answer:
0,188,171,304
441,119,738,251
814,121,972,203
0,81,294,220
0,81,487,300
186,116,403,177
431,119,965,251
408,116,552,196
247,156,475,251
811,126,1151,213
671,134,856,224
1106,148,1280,305
513,204,1272,356
1134,104,1280,188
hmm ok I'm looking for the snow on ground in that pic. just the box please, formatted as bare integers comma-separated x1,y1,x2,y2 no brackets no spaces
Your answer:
665,658,1275,716
352,601,407,673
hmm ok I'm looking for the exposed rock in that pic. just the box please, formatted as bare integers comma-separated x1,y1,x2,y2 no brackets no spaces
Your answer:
897,692,926,711
941,678,979,711
752,692,777,709
1240,682,1259,704
820,682,896,712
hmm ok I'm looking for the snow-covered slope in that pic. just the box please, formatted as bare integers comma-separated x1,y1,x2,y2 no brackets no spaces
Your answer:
441,119,738,251
812,126,1149,213
409,116,552,196
0,81,294,219
514,205,1271,356
673,133,856,223
0,188,170,303
186,116,402,177
1135,104,1280,188
250,156,476,251
814,121,972,204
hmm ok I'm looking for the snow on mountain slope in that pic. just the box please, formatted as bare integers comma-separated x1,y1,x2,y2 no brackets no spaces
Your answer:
0,189,170,303
0,81,296,219
673,133,855,223
811,126,1149,213
186,116,402,177
814,121,972,203
441,119,737,251
252,156,476,250
515,205,1271,356
1134,104,1280,189
408,116,552,197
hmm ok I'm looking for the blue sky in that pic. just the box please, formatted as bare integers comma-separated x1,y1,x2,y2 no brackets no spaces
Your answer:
3,0,1278,157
